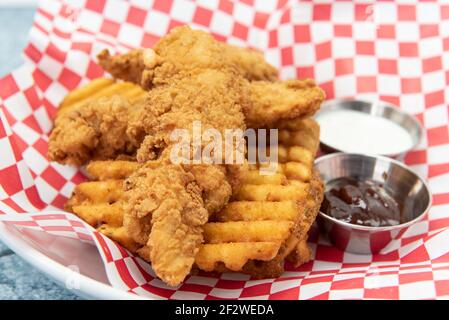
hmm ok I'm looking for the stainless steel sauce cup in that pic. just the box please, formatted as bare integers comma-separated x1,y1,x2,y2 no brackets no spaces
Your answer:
315,99,424,158
315,153,432,254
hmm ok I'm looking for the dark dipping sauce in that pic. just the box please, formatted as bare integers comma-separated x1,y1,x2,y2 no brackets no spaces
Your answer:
320,177,403,227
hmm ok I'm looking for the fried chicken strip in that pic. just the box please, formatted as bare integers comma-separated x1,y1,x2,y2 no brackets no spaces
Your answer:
123,162,212,286
246,79,325,128
134,68,247,163
48,95,145,165
48,76,324,166
121,68,246,285
123,159,234,284
98,26,277,89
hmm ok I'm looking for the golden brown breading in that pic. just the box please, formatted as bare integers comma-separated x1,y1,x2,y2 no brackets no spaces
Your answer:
50,27,324,167
123,163,209,286
48,77,325,166
97,50,148,87
122,68,246,284
135,68,247,162
245,79,325,128
98,26,277,89
120,157,234,285
186,164,233,215
48,96,145,165
96,34,250,285
223,44,278,82
52,30,251,286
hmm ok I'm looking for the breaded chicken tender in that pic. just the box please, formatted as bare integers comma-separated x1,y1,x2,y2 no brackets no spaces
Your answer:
48,96,145,165
246,79,325,128
123,163,210,286
135,68,247,163
98,26,277,89
53,69,245,284
48,69,247,166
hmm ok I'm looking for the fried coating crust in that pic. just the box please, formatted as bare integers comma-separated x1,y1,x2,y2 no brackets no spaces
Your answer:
135,68,247,162
99,58,247,286
98,26,277,89
97,49,147,86
48,70,248,166
186,164,233,215
246,79,326,128
123,163,209,286
223,44,278,82
48,96,145,165
51,26,323,167
122,159,233,285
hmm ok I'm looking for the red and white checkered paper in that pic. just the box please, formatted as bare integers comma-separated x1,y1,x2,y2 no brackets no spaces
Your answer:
1,0,449,300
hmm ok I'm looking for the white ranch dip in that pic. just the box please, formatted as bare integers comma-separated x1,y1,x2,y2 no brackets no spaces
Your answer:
317,110,414,155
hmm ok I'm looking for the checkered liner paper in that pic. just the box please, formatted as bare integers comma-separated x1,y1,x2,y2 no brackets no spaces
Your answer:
1,0,449,300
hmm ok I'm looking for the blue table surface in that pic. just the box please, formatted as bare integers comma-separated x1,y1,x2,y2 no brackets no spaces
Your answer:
0,7,81,300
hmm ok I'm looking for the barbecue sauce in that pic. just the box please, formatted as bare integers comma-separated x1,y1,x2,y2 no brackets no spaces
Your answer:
320,177,403,227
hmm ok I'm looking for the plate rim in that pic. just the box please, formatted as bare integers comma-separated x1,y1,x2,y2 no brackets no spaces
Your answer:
0,221,146,300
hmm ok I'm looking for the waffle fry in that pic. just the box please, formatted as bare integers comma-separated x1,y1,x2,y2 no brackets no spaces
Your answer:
67,118,323,279
197,118,323,277
56,78,147,119
85,160,140,180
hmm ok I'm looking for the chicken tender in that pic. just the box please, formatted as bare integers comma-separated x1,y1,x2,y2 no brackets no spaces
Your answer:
135,68,247,163
98,26,277,89
48,95,145,165
246,79,325,128
124,163,209,286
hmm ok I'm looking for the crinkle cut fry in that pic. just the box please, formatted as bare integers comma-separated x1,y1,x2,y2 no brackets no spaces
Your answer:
57,78,146,119
196,117,323,277
67,167,323,279
197,169,323,277
67,165,313,276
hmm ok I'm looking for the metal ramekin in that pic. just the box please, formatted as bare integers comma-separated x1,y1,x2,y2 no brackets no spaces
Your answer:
315,99,424,158
315,153,432,254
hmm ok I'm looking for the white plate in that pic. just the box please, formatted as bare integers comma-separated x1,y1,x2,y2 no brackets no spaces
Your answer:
0,222,144,300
